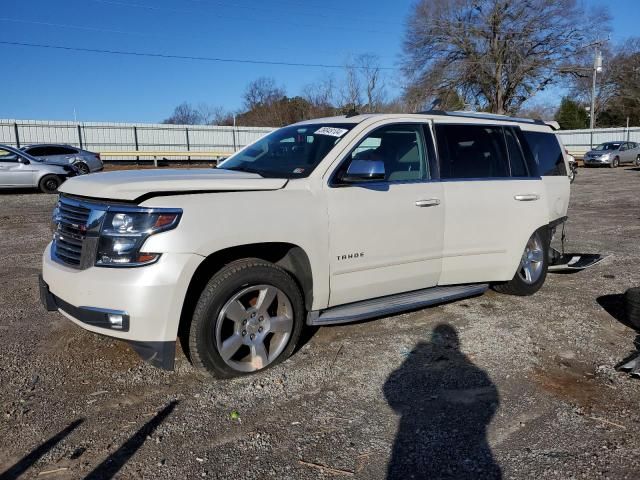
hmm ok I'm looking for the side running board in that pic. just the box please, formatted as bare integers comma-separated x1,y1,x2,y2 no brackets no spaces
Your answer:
307,284,488,326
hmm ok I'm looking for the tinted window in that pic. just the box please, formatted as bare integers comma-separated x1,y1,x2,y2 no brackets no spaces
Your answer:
435,125,509,179
25,147,48,156
337,124,428,183
504,128,528,177
522,131,566,176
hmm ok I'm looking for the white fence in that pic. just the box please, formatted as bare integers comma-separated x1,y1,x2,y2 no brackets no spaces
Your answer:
2,118,636,161
557,127,640,156
0,119,274,161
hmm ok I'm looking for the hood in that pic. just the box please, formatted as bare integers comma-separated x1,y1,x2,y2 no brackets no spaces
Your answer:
59,168,288,201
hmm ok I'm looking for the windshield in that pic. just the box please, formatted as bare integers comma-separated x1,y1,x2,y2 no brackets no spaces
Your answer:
595,143,620,151
219,123,355,178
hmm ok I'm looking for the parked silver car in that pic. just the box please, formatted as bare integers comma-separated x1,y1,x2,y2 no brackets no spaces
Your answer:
21,144,103,175
583,141,640,168
0,145,77,193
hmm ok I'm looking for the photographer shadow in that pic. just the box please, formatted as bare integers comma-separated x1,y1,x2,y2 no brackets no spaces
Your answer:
384,324,501,479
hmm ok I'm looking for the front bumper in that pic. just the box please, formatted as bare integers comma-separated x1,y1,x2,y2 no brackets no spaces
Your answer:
583,157,611,165
41,243,203,369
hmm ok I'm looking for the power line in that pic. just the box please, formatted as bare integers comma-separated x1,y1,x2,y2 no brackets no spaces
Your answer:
0,40,398,70
0,40,595,72
0,17,151,37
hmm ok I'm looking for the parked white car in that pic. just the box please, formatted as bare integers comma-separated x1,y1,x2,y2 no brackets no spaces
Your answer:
40,112,570,378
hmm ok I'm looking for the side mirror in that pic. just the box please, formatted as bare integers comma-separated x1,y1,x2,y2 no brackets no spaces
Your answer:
19,157,30,165
342,160,385,182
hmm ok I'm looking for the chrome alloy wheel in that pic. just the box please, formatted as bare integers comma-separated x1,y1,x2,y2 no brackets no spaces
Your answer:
215,285,294,372
518,234,544,285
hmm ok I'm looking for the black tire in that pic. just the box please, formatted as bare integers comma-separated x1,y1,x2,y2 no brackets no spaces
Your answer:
187,258,304,378
38,174,61,194
75,162,90,175
493,227,549,296
635,155,640,167
568,167,576,183
611,157,620,168
625,288,640,330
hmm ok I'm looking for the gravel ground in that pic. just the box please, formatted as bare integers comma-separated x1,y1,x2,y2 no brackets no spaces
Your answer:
1,166,640,479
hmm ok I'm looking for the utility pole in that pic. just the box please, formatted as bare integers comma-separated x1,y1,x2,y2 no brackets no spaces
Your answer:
589,45,603,131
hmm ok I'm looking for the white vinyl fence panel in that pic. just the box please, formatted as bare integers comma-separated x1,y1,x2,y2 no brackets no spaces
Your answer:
0,119,274,161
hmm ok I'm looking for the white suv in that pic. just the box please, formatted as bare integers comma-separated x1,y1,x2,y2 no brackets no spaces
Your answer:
40,112,570,378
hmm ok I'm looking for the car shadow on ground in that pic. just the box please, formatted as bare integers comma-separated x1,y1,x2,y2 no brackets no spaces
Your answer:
384,324,502,479
83,400,178,480
0,419,84,480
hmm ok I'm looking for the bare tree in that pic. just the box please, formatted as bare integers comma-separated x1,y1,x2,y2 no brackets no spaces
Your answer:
162,102,204,125
402,0,605,114
338,54,387,113
303,74,337,117
243,77,286,110
355,54,386,113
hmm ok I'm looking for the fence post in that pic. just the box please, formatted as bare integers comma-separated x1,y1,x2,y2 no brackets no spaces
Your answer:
185,127,191,165
232,127,237,152
13,123,20,148
133,126,139,164
77,124,83,149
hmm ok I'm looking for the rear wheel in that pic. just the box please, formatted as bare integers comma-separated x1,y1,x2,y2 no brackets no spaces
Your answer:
625,288,640,330
493,228,549,296
38,175,61,194
75,162,90,175
187,259,304,378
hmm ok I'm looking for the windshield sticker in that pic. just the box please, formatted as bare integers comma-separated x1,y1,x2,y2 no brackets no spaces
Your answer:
293,167,305,174
315,127,349,138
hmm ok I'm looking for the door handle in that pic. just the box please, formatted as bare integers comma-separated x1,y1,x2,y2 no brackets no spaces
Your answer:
415,198,441,207
514,194,540,201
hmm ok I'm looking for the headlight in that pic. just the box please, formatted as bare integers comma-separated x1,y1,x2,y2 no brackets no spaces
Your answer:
600,153,610,160
96,209,181,267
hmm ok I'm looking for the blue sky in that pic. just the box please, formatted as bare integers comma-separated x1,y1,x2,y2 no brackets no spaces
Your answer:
0,0,637,123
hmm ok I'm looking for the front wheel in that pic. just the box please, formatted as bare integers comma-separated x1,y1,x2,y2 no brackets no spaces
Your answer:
493,228,549,296
187,258,304,378
635,155,640,167
611,157,620,168
568,165,576,183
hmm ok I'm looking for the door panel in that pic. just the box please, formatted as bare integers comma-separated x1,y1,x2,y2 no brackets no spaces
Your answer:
439,179,546,284
0,161,35,186
327,182,444,306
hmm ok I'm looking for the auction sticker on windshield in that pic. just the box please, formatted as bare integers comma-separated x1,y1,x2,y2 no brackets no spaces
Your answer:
315,127,349,137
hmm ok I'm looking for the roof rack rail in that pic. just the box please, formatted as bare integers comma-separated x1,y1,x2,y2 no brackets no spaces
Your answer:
416,110,549,127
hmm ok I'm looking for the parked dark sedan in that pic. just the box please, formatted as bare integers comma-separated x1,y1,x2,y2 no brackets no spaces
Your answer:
21,144,103,174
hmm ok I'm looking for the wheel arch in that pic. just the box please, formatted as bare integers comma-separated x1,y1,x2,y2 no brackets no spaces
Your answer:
177,242,313,350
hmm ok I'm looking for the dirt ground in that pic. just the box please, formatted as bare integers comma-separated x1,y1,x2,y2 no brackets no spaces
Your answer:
1,166,640,479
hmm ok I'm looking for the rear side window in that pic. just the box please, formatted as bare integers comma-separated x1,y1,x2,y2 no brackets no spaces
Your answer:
435,124,509,179
522,131,566,176
504,128,528,177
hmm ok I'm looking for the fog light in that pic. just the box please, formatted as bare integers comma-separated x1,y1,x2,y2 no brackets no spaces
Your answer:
108,313,124,329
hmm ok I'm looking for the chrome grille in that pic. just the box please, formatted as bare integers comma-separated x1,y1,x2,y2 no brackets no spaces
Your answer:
53,197,91,267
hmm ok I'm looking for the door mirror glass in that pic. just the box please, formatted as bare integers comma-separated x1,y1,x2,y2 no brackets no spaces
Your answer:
19,157,30,165
343,160,386,182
